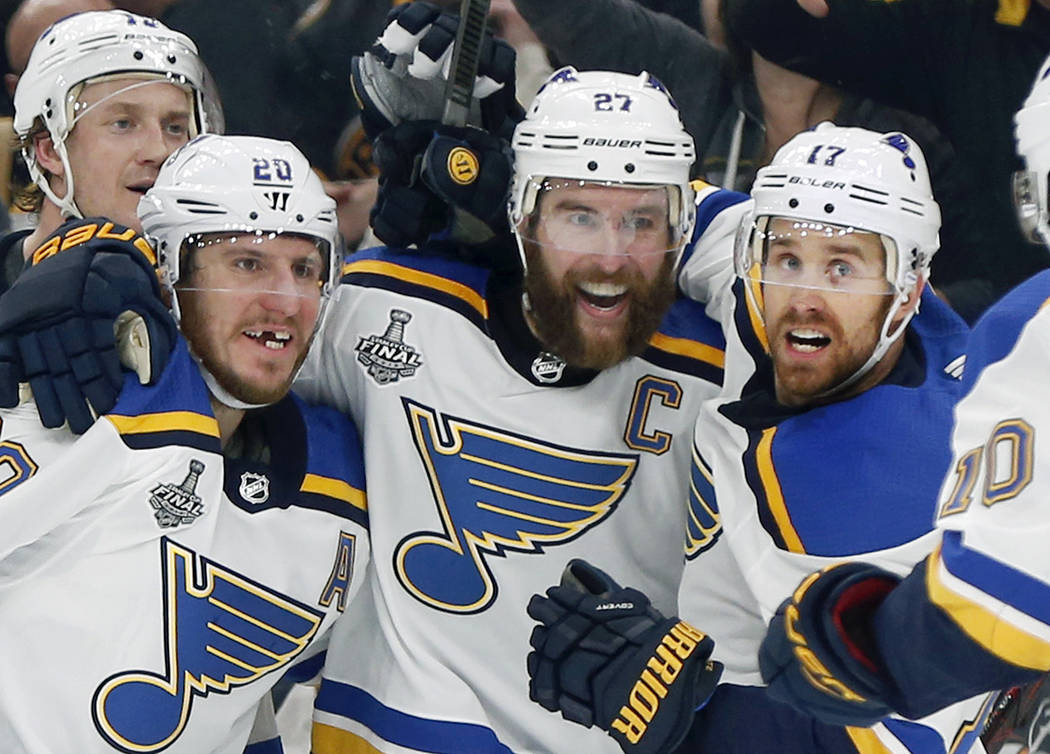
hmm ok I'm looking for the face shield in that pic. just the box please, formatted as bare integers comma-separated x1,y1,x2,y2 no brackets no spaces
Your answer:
68,72,221,139
515,177,685,259
170,229,336,336
734,215,896,298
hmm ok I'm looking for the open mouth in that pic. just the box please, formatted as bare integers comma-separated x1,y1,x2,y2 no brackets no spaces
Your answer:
577,281,628,312
127,183,152,195
244,329,292,350
786,328,831,353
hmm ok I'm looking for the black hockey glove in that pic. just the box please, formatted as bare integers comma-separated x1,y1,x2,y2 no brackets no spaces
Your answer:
350,1,524,142
527,559,723,754
0,218,176,433
759,561,901,728
371,120,517,268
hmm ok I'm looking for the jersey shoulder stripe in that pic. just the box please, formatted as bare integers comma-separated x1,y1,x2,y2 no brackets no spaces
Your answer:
929,530,1050,671
293,394,368,528
105,338,220,453
341,246,490,330
314,680,514,754
962,270,1050,397
643,298,726,384
679,183,750,269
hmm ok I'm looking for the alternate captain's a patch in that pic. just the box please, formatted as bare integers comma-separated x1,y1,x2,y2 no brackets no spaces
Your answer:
355,309,424,385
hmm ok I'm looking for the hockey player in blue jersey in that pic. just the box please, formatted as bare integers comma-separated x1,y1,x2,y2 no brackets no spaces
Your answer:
748,51,1050,733
0,134,370,752
525,123,995,754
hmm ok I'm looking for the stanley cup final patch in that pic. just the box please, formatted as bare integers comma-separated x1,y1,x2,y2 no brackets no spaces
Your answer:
355,309,424,385
149,460,206,528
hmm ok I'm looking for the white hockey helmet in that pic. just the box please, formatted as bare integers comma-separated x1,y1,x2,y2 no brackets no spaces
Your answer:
140,134,340,305
1014,52,1050,247
13,10,223,218
139,134,340,409
736,123,941,393
508,67,696,264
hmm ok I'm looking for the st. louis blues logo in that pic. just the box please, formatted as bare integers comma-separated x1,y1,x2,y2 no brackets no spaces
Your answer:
149,460,205,528
396,398,638,613
92,539,324,752
685,444,721,559
882,133,917,170
355,309,423,385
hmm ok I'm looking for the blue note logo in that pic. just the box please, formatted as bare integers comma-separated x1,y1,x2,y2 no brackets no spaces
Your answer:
92,538,324,752
396,398,638,613
685,445,721,559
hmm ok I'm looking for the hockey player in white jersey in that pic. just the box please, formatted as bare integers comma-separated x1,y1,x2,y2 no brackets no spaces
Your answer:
751,50,1050,732
297,63,740,753
0,134,370,753
526,124,994,753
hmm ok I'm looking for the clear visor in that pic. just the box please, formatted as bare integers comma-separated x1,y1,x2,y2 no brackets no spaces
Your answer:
176,231,332,300
518,177,682,257
69,72,223,137
735,215,896,296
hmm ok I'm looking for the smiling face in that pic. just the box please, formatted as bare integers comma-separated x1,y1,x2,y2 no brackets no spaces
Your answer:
175,233,326,405
758,218,910,406
520,181,678,369
41,77,192,229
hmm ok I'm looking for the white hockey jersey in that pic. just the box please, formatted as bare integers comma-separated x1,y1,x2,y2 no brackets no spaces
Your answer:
677,272,995,752
0,339,370,753
294,187,742,753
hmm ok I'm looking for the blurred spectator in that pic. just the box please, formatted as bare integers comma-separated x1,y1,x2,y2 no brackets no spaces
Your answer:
489,0,551,103
508,0,1004,321
725,0,1050,312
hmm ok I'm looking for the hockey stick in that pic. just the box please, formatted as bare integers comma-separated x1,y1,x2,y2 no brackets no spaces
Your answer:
441,0,493,127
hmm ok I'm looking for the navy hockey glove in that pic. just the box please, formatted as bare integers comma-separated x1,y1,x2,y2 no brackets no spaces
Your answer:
527,559,723,754
0,218,176,433
371,120,516,264
759,561,901,728
351,1,524,141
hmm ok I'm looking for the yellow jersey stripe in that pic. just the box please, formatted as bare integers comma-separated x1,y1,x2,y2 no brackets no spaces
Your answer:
106,410,220,437
756,427,804,553
313,724,385,754
301,473,368,512
343,259,488,319
927,543,1050,670
745,268,770,352
846,725,893,753
648,332,725,368
995,0,1029,25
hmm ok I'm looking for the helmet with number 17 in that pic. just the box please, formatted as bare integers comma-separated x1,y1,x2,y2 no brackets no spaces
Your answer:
735,122,941,395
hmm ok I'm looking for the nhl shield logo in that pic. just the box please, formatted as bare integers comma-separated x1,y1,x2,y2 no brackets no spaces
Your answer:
239,472,270,504
149,460,205,528
531,352,566,383
355,309,424,385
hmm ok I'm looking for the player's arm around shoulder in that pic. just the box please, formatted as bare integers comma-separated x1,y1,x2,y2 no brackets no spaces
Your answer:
677,183,752,326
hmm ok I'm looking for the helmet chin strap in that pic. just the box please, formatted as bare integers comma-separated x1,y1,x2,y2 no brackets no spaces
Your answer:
811,285,918,401
192,349,274,411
